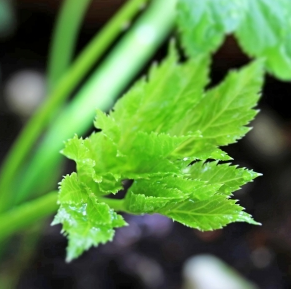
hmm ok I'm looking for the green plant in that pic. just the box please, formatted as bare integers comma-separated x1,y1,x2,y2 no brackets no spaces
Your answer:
0,0,290,265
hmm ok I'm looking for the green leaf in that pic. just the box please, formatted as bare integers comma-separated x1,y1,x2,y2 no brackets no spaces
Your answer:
94,43,262,163
53,179,126,261
177,0,291,80
160,196,260,231
62,136,96,185
123,132,187,176
109,43,210,136
55,42,263,260
129,176,220,201
94,109,121,142
124,177,221,214
62,135,123,195
131,176,194,199
173,60,264,157
188,161,260,196
235,0,291,80
176,0,246,57
58,173,88,204
124,192,170,214
173,142,232,161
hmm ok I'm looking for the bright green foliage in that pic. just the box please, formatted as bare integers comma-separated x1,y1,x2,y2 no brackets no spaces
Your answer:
177,0,245,56
236,0,291,80
54,39,263,260
177,0,291,80
188,161,260,196
52,173,126,261
107,43,210,136
160,196,258,231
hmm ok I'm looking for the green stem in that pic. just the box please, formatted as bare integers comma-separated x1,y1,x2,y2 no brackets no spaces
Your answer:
0,0,148,213
47,0,92,90
100,198,127,212
0,191,58,242
14,0,177,204
0,191,131,242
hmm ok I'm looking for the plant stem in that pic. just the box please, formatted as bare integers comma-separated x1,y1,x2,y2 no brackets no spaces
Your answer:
0,191,58,242
0,0,148,213
47,0,92,90
100,198,127,212
13,0,177,204
0,192,130,242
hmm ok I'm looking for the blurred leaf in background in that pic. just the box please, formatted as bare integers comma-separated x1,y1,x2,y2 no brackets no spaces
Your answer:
0,0,16,38
178,0,291,81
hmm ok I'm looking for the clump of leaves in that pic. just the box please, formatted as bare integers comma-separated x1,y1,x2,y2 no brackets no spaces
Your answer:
53,0,265,261
52,41,263,261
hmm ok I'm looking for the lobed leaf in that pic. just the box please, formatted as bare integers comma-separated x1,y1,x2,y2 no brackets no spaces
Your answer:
176,0,245,57
129,176,221,201
173,60,264,157
53,175,126,261
235,0,291,80
55,40,263,260
177,0,291,80
108,44,210,136
188,161,260,196
160,196,259,231
124,192,170,214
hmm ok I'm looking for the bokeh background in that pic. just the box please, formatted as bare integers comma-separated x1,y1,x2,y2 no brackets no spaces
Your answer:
1,1,291,288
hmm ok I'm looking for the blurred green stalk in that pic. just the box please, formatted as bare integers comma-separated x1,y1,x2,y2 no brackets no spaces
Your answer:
0,0,177,238
0,191,58,242
47,0,92,90
0,0,150,213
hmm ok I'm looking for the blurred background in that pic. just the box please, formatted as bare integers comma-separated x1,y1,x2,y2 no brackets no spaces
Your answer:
1,0,291,288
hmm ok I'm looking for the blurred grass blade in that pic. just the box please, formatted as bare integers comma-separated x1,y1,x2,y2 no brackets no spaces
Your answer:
0,0,16,38
0,0,148,213
47,0,92,90
0,191,58,242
